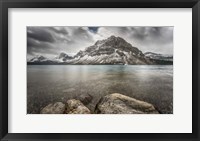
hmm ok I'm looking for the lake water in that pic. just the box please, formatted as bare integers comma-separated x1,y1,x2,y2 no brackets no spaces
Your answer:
27,65,173,114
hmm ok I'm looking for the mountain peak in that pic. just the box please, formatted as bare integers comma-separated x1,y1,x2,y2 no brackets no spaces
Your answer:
34,55,46,60
107,35,125,42
108,35,117,39
58,52,73,61
29,55,48,62
95,35,130,47
59,52,67,59
28,36,173,65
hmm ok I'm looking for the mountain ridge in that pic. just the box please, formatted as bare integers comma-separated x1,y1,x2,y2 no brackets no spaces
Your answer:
28,35,173,65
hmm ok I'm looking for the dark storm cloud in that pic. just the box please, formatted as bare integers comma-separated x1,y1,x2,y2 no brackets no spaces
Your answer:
73,27,93,40
47,27,68,35
120,27,173,45
27,26,96,58
27,37,56,56
127,27,173,53
62,27,95,49
27,37,38,47
27,27,55,43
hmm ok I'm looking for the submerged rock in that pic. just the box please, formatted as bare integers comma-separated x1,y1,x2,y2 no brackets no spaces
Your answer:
95,93,159,114
40,102,65,114
77,94,93,105
66,99,91,114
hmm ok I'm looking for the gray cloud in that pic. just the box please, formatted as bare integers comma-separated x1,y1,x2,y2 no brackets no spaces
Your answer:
27,37,56,56
47,27,68,35
27,27,55,43
27,26,173,59
129,27,173,44
96,27,173,54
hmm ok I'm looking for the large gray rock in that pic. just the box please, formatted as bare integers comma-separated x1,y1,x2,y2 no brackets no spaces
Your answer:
77,94,93,105
95,93,159,114
66,99,91,114
40,102,65,114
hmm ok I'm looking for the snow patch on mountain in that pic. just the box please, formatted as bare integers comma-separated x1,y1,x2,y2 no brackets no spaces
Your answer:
28,36,173,65
144,52,173,61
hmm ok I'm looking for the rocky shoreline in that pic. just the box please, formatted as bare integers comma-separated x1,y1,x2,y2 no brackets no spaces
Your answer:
40,93,159,114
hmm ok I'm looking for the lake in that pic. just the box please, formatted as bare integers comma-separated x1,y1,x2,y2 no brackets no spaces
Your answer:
27,65,173,114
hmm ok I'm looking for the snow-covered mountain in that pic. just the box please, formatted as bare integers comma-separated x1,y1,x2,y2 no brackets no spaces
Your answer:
144,52,173,65
144,52,173,60
53,52,74,62
27,53,73,64
28,36,173,65
28,55,56,64
71,35,152,65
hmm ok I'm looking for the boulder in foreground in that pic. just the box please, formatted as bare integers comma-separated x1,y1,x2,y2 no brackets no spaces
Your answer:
77,94,93,105
40,102,65,114
95,93,159,114
66,99,91,114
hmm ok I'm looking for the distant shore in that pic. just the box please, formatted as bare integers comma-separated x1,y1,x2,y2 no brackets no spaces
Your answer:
27,62,173,65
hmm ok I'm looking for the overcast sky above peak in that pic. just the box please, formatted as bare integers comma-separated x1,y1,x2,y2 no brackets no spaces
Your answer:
27,26,173,58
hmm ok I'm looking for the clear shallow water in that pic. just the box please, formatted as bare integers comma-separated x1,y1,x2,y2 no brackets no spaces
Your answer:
27,65,173,114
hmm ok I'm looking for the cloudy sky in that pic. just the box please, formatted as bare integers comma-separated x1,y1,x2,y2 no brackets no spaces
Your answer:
27,26,173,59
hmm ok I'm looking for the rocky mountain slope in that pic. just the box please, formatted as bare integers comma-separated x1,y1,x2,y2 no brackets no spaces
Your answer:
144,52,173,65
28,35,173,65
